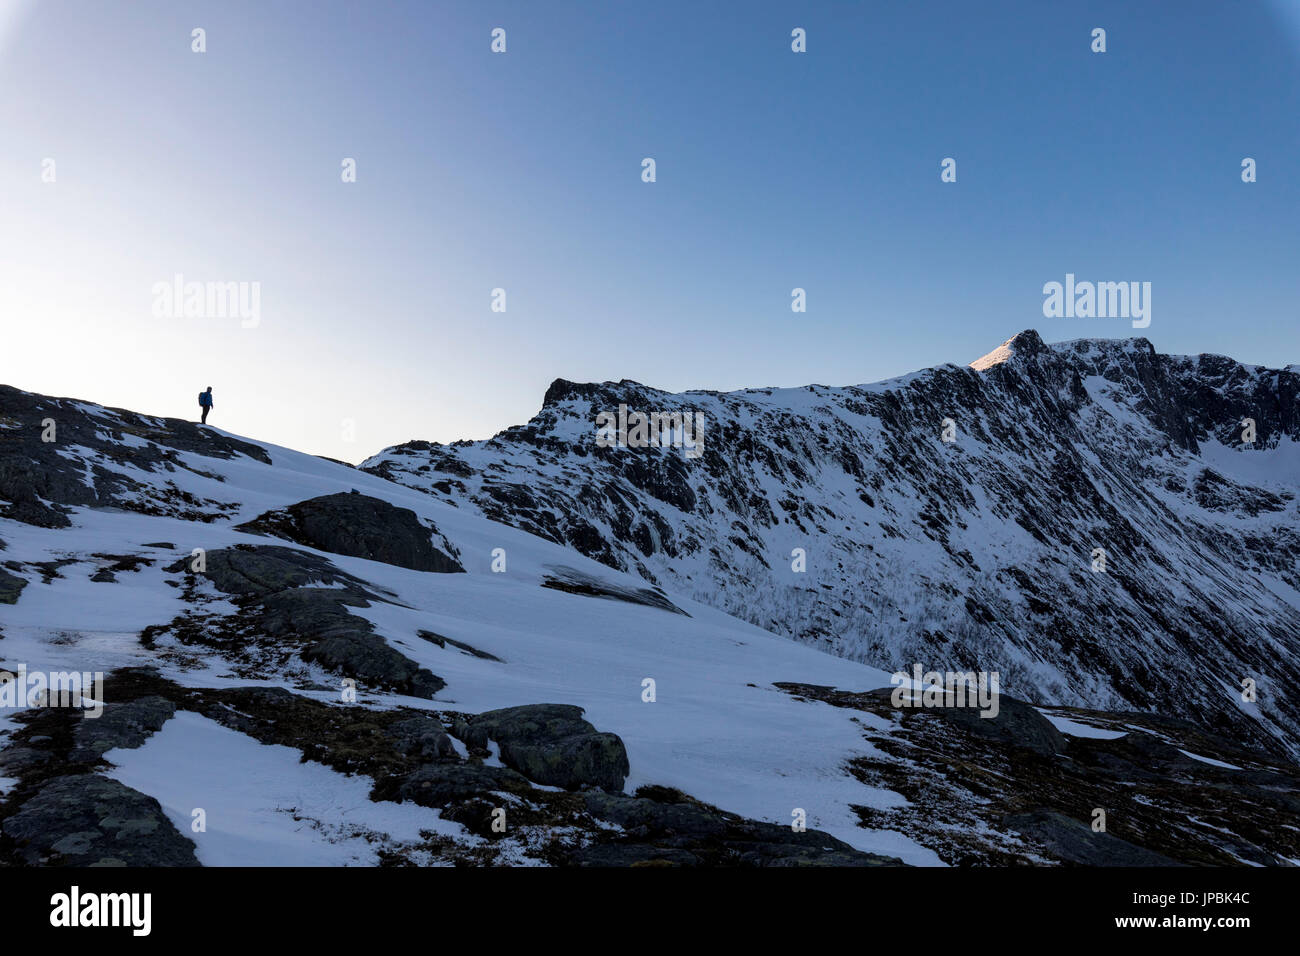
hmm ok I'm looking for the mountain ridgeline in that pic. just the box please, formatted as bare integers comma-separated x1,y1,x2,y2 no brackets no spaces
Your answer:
2,330,1299,866
365,330,1300,759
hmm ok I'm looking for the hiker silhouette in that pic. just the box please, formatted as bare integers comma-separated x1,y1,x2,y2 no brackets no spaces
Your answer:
198,387,214,425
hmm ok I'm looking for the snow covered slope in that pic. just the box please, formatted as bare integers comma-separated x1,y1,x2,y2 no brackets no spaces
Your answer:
0,383,929,865
364,330,1300,760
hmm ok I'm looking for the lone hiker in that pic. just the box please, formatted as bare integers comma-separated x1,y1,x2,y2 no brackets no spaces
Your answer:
199,386,214,425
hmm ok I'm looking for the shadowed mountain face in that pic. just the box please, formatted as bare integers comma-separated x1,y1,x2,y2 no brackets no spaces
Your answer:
365,331,1300,759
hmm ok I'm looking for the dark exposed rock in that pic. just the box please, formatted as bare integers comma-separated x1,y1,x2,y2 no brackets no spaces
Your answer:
582,790,727,838
0,566,26,604
302,633,445,699
453,703,630,792
95,553,154,574
540,567,688,616
571,787,905,867
392,761,533,808
27,558,77,584
237,491,463,573
0,668,894,867
0,383,269,527
0,745,55,777
386,715,457,762
1003,810,1183,866
571,843,702,867
71,696,177,764
2,774,199,866
874,687,1066,756
176,544,378,598
775,681,1300,866
86,553,152,584
184,684,447,783
416,630,503,662
166,545,444,698
733,843,895,867
1192,468,1287,515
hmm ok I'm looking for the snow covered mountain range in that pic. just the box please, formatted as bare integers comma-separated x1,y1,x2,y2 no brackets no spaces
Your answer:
1,330,1297,867
366,330,1300,761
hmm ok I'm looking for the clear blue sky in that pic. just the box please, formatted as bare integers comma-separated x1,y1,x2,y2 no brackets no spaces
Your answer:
1,0,1297,462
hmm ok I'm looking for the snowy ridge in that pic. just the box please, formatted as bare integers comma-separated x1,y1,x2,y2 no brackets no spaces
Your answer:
2,339,1299,867
0,383,930,865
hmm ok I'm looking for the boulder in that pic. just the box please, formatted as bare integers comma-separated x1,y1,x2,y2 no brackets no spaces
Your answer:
393,761,533,808
386,715,457,762
582,790,726,839
873,687,1065,756
454,703,629,792
237,491,463,573
302,632,445,699
416,630,503,662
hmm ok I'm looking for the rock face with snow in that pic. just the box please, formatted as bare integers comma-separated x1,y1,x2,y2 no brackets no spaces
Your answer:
0,384,268,528
158,543,448,698
365,331,1300,759
453,703,630,792
1,337,1298,867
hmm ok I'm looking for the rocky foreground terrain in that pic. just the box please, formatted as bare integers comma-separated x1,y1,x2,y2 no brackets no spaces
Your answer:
1,331,1297,866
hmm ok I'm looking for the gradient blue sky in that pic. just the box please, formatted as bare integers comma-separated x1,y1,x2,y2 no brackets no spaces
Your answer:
2,0,1297,462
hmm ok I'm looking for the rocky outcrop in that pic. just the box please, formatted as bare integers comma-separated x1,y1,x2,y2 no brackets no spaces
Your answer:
573,787,903,867
36,672,886,867
301,631,445,699
777,681,1300,866
0,566,26,604
163,545,444,698
71,696,177,763
869,687,1066,757
452,703,630,792
192,544,376,597
1003,811,1182,866
0,383,269,527
394,761,534,808
540,567,687,616
416,630,503,662
2,774,199,866
237,491,463,573
385,714,457,762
